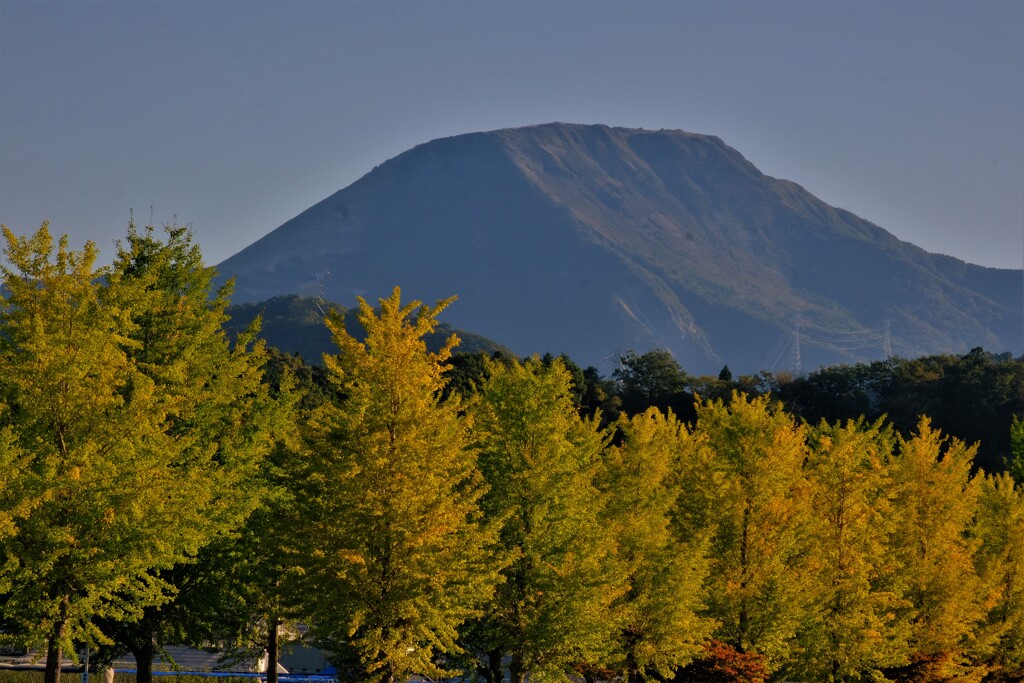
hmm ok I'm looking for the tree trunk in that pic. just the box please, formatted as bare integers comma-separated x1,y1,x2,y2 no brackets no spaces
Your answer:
266,617,281,683
509,652,526,683
623,629,643,683
487,648,503,683
830,627,842,683
626,647,640,683
130,640,155,683
44,634,61,683
737,501,751,653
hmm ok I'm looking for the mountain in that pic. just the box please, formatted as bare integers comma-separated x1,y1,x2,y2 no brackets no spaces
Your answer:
216,123,1022,374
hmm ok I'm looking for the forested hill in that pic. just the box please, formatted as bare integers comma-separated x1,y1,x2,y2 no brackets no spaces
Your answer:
224,294,514,364
216,122,1022,374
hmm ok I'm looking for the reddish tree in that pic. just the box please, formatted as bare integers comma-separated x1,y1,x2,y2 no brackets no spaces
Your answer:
673,640,769,683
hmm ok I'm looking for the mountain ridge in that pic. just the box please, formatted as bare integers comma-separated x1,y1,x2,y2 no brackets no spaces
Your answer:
217,123,1022,373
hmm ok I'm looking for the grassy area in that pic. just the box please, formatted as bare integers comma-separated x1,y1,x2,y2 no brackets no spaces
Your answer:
0,672,44,683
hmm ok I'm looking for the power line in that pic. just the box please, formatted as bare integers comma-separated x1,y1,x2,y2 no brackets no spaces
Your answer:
760,330,793,375
311,270,332,318
794,316,802,376
784,317,894,375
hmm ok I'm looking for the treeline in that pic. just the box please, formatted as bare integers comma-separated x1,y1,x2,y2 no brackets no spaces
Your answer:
0,224,1022,683
232,294,1024,477
449,348,1024,478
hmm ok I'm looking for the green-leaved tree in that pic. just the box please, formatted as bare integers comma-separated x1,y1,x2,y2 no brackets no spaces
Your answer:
96,222,284,683
0,224,247,683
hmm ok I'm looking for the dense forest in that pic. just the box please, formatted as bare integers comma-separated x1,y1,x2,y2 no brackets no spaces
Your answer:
1,224,1022,683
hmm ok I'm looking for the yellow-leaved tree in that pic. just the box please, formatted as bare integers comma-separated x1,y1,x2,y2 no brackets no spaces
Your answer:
466,356,626,683
973,472,1024,680
886,419,986,682
293,288,501,683
686,392,812,672
599,408,715,682
795,418,910,682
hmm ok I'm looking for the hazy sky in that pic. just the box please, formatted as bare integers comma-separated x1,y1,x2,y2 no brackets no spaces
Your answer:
1,0,1022,270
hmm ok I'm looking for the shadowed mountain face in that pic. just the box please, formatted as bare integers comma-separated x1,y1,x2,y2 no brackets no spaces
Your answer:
217,123,1022,374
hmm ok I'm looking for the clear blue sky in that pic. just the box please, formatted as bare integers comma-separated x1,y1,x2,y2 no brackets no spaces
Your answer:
1,0,1022,269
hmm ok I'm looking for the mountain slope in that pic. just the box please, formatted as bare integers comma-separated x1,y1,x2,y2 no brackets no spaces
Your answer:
217,123,1022,373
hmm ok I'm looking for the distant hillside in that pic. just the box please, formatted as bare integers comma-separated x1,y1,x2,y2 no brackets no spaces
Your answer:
224,294,513,364
217,123,1022,373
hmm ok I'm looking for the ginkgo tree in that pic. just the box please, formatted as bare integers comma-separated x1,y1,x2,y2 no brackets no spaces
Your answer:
293,288,501,683
94,221,285,683
0,427,32,582
796,418,909,682
685,392,812,672
887,420,987,681
599,408,714,682
973,472,1024,680
0,223,278,683
467,356,626,683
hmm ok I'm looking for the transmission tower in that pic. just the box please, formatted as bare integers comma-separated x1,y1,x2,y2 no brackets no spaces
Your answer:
313,270,331,318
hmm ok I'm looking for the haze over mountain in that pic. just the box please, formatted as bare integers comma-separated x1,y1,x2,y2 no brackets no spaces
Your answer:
217,123,1022,374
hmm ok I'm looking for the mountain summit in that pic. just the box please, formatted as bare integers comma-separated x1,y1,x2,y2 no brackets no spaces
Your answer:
217,123,1022,373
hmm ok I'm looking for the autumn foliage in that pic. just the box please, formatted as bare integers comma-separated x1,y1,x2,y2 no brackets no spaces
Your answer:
674,640,769,683
1,223,1023,683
